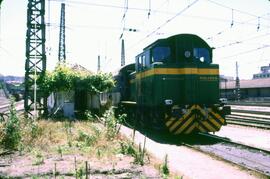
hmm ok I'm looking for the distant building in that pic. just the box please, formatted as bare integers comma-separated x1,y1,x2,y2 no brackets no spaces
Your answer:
0,75,24,83
253,64,270,79
220,78,270,101
219,75,234,82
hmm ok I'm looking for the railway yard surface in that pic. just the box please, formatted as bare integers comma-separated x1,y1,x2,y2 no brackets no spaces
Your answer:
120,124,269,179
120,104,270,179
216,125,270,151
1,97,270,178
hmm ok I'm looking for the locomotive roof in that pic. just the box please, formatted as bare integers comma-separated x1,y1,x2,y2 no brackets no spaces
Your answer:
119,63,135,72
143,33,209,50
112,63,135,76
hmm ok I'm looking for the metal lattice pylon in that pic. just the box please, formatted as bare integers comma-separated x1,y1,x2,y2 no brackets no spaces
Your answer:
24,0,47,116
58,3,66,62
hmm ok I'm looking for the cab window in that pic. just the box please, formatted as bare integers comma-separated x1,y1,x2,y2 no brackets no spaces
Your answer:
135,56,141,71
193,48,211,63
142,55,146,68
151,46,170,63
136,55,145,71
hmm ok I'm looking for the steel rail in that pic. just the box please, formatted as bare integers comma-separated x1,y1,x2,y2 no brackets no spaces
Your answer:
181,132,270,177
198,132,270,154
231,109,270,115
225,107,270,129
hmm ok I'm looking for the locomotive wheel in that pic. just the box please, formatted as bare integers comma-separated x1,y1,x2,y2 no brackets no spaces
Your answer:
135,107,149,130
150,108,166,131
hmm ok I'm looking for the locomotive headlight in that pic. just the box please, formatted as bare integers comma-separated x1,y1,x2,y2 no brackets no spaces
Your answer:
165,99,173,105
182,109,187,114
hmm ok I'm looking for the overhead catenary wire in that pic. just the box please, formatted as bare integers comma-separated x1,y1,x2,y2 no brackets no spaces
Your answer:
205,0,270,21
120,0,129,39
206,13,270,41
127,0,199,51
46,1,270,53
49,0,270,34
214,32,270,49
148,0,151,19
218,45,270,60
231,9,234,27
257,17,260,31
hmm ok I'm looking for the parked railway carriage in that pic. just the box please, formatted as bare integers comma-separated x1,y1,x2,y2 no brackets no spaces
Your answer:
113,34,230,134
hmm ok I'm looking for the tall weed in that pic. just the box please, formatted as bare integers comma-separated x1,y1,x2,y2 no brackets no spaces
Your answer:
1,97,21,149
160,154,170,178
104,108,126,140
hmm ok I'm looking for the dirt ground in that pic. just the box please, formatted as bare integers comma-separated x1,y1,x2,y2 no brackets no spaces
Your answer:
0,151,161,178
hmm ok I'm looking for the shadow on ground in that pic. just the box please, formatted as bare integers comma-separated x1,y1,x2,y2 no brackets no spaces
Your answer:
122,119,229,146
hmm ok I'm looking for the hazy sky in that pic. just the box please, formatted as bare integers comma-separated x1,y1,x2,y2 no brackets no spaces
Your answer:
0,0,270,79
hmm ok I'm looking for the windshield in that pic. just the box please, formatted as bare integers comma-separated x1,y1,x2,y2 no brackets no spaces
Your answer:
193,48,211,63
152,46,171,63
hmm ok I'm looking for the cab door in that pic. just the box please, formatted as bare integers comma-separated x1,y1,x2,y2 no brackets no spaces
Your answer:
135,55,142,105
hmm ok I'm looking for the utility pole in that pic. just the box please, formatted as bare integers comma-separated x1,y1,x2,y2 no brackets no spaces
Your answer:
24,0,47,117
58,3,66,62
235,61,240,101
97,55,101,72
225,79,227,99
121,39,125,66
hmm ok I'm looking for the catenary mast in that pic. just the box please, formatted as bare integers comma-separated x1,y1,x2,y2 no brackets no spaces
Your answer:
24,0,47,116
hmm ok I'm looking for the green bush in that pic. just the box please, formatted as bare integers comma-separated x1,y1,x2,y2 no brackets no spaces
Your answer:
1,98,21,149
38,62,115,96
104,108,126,140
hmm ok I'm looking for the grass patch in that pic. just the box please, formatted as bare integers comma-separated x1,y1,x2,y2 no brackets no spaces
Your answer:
0,108,180,178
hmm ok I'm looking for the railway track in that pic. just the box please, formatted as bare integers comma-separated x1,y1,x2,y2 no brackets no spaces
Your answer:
182,133,270,177
0,100,24,121
226,105,270,129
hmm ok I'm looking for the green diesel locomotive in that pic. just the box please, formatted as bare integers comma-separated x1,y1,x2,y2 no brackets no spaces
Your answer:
114,34,230,134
